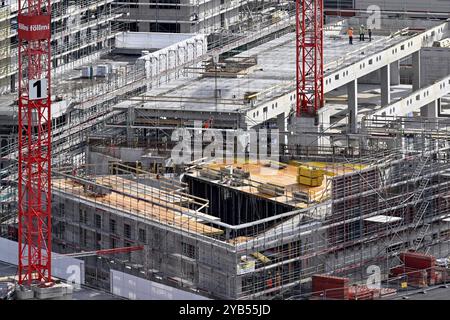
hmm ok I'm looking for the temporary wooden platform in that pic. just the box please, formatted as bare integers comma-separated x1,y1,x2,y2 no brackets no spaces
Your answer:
52,177,223,236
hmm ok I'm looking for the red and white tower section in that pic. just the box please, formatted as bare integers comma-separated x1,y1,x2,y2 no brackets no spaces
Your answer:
296,0,324,117
17,0,52,285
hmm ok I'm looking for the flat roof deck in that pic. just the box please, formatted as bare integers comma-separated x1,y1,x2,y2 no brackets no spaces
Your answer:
128,31,407,114
52,176,224,236
52,54,138,100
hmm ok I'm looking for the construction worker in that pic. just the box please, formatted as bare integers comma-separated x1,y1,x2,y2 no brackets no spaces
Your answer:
275,271,281,288
266,271,273,295
368,28,372,42
347,27,353,45
359,24,366,41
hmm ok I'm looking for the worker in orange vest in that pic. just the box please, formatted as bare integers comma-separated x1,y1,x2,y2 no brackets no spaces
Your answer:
347,27,354,45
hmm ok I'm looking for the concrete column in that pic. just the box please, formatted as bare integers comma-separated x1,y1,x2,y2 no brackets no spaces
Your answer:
318,107,331,148
127,107,136,145
420,99,439,118
381,65,391,107
390,60,400,86
277,112,287,146
421,99,440,131
412,51,421,91
287,116,319,148
347,79,358,134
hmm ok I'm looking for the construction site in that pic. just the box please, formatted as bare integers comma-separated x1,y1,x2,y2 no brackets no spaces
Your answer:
1,0,450,301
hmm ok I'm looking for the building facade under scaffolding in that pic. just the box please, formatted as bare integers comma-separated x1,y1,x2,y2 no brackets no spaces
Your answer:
1,11,450,300
115,0,246,34
0,0,122,94
113,0,290,35
46,117,450,299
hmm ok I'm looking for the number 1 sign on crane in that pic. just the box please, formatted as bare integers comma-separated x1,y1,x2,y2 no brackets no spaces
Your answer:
17,0,53,285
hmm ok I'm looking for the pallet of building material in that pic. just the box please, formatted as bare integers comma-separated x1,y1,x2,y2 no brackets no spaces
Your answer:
292,190,310,203
377,288,397,298
348,285,375,300
220,167,249,179
232,168,250,179
200,168,222,180
297,175,324,187
297,165,325,178
83,182,111,198
257,183,285,197
263,160,287,170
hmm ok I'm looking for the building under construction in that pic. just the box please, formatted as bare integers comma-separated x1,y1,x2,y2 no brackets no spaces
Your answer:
1,1,450,300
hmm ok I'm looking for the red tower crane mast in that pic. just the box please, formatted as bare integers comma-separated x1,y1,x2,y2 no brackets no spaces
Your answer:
17,0,52,285
296,0,324,116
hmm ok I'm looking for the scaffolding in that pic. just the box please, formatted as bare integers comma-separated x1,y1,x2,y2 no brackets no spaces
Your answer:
0,1,449,299
0,0,126,93
18,113,444,299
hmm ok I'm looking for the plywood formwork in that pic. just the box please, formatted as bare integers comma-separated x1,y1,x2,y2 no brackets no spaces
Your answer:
203,161,359,206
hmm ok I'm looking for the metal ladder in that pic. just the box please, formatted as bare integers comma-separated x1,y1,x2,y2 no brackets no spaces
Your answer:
412,179,430,205
412,155,430,181
414,223,431,251
413,201,429,229
410,155,432,251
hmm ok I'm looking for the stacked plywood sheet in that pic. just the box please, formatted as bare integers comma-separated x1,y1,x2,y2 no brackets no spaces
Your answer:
297,165,325,187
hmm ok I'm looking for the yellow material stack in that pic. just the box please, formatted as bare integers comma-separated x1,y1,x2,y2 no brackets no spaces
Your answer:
297,165,325,187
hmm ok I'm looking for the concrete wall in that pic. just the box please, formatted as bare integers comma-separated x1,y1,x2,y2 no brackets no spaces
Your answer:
421,47,450,86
